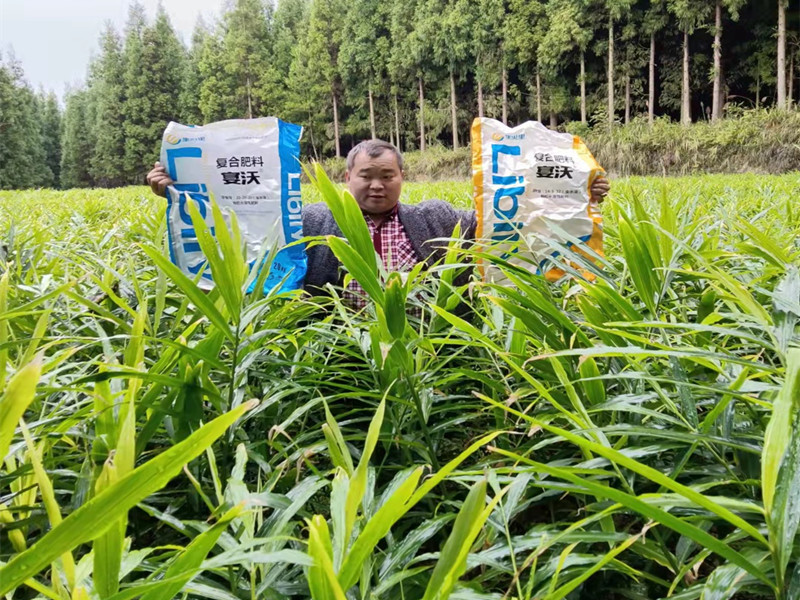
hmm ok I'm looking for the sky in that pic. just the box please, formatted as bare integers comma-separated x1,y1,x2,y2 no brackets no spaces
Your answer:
1,0,224,101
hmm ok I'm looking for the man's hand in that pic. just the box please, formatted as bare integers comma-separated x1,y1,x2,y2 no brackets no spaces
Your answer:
146,162,174,197
590,176,610,203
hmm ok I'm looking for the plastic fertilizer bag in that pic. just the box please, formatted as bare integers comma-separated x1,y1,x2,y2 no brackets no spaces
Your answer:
471,117,604,282
160,117,306,293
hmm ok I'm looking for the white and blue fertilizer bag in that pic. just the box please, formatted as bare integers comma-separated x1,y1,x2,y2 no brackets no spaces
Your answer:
471,117,604,282
160,117,306,293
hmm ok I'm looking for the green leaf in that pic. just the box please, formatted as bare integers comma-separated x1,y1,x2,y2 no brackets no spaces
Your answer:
327,236,384,306
310,164,376,278
322,401,354,476
0,400,256,593
0,357,41,460
491,446,775,591
139,504,243,600
93,459,124,599
344,398,385,543
763,349,800,516
490,403,769,548
141,245,234,343
337,467,423,589
768,397,800,584
618,216,658,314
306,515,347,600
422,478,506,600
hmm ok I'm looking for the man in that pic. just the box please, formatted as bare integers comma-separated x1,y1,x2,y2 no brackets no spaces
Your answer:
146,139,610,299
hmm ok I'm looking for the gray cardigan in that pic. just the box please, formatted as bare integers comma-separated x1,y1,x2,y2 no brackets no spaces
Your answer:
302,200,476,292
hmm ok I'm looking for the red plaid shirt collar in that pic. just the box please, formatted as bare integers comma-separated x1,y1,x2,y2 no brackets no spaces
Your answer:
343,204,419,309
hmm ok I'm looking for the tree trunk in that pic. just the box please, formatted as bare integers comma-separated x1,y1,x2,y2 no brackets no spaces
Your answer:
549,111,557,129
394,93,401,150
246,74,253,119
502,65,508,125
608,15,615,129
712,0,723,121
418,77,425,152
778,0,787,108
536,68,542,122
756,73,761,108
580,51,587,124
368,86,376,139
450,69,458,149
649,32,655,125
477,77,484,118
332,90,341,158
625,74,631,124
682,29,691,125
789,54,795,107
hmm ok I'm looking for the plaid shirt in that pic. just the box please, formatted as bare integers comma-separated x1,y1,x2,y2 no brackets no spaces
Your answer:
343,206,419,309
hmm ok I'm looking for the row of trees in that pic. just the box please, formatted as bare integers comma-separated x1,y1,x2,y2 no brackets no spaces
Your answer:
1,0,799,189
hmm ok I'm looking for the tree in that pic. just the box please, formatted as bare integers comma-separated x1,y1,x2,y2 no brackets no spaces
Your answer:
121,1,149,181
90,22,127,187
339,0,391,140
506,0,548,122
222,0,273,118
472,0,504,119
388,0,427,149
141,7,185,159
643,0,669,124
405,0,439,149
431,0,475,147
265,0,310,119
667,0,711,124
777,0,787,108
197,30,234,122
60,89,95,189
538,0,594,124
180,18,209,124
604,0,636,128
0,54,49,189
39,91,62,187
296,0,343,156
711,0,746,121
286,0,342,158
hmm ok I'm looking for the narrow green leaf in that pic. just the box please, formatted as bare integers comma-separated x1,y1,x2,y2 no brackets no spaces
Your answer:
490,403,769,548
338,467,423,589
0,400,256,593
344,399,385,543
139,504,243,600
422,479,488,600
0,357,41,460
763,349,800,516
306,515,347,600
141,245,234,342
491,447,774,591
327,236,384,306
93,459,124,599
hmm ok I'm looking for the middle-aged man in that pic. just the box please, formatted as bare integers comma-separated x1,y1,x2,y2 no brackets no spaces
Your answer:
146,139,610,302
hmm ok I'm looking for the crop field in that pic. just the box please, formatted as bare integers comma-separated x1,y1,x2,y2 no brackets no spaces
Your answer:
1,172,799,600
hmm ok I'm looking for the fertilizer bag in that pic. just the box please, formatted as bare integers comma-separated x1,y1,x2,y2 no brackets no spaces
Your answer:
160,117,305,293
471,118,604,281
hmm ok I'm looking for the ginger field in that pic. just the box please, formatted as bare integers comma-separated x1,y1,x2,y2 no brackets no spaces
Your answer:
1,173,799,600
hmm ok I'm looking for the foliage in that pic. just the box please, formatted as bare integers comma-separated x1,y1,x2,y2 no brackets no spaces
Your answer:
1,171,799,599
7,0,800,189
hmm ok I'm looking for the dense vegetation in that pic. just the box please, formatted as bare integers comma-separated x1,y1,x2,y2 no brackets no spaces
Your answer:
1,172,799,599
2,0,800,189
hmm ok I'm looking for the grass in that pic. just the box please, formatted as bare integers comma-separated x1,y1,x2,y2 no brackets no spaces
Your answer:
315,110,800,181
0,171,799,600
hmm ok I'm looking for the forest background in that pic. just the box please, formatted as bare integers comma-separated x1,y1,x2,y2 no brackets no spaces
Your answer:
1,0,800,190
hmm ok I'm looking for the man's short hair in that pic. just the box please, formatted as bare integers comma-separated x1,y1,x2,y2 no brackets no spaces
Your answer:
346,139,404,172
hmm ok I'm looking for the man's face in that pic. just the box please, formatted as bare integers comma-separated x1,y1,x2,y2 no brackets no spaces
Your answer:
345,150,403,215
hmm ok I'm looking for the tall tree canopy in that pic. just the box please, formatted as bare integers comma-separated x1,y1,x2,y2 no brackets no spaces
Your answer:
4,0,799,189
